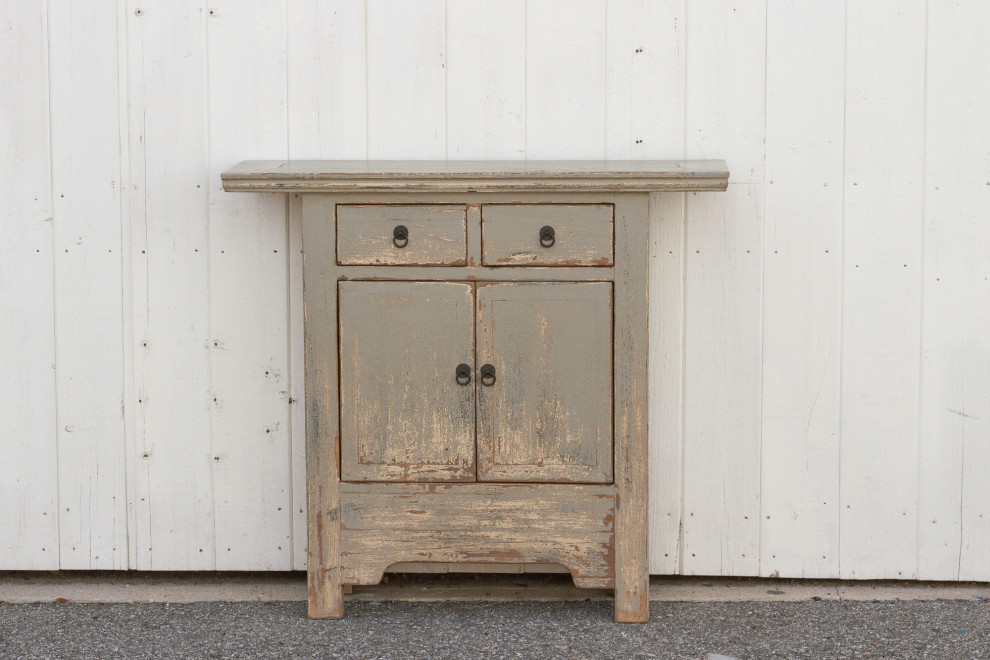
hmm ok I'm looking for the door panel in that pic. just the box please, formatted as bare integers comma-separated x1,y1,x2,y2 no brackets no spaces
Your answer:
339,281,475,482
476,282,613,482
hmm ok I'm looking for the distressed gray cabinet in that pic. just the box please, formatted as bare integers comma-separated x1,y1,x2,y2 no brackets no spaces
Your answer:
221,160,729,622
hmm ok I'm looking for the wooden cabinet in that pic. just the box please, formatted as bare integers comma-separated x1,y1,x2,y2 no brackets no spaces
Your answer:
221,159,730,623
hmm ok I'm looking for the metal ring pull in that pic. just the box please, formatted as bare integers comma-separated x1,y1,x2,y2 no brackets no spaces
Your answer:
479,364,496,387
392,224,409,248
539,225,555,248
455,363,471,386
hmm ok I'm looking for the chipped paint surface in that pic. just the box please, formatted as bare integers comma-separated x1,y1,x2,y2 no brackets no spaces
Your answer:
301,192,650,621
338,280,477,482
337,204,468,266
339,483,616,587
481,204,614,266
476,282,613,483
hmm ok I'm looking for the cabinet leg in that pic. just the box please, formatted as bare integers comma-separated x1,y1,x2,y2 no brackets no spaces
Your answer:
614,578,649,623
308,568,344,619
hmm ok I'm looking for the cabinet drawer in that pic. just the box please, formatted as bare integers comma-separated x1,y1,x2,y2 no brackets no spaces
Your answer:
481,204,613,266
337,204,467,266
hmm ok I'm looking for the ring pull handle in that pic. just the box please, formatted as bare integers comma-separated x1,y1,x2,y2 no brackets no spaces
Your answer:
392,224,409,248
479,364,496,387
539,225,555,248
455,363,471,386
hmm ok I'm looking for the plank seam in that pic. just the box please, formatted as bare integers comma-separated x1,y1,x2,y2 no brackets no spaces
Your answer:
115,0,136,570
758,0,769,576
204,0,217,571
363,0,369,159
442,0,448,160
522,0,528,159
837,0,849,580
677,0,689,576
43,0,63,570
283,0,294,574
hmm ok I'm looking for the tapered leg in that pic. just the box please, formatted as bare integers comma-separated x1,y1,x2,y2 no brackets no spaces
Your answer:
308,567,344,619
614,576,649,623
302,195,343,621
613,195,650,624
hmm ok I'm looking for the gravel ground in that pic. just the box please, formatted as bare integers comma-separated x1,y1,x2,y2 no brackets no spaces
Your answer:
1,599,988,659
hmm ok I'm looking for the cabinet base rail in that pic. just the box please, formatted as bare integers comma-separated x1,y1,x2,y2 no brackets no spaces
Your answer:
309,482,629,618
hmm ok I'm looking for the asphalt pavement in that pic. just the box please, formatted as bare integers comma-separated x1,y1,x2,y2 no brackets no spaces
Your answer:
1,599,988,659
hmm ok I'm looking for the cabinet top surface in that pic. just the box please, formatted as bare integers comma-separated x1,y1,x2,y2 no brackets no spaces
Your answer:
220,160,729,193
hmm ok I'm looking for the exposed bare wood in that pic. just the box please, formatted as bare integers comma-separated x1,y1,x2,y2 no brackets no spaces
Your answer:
476,282,613,482
339,483,615,587
301,195,343,619
338,280,477,482
612,194,650,622
481,204,614,266
336,204,467,266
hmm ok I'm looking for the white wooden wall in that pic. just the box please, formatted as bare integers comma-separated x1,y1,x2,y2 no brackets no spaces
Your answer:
2,0,988,579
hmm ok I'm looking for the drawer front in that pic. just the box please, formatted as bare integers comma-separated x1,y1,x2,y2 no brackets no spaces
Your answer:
481,203,613,266
337,204,467,266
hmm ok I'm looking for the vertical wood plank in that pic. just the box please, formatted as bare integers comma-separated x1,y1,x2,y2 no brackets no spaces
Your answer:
445,0,525,159
125,0,215,570
287,0,367,160
117,0,138,573
525,0,607,158
921,0,990,581
366,0,446,159
605,0,685,160
648,192,686,574
760,0,844,579
207,0,292,570
681,0,766,576
685,0,766,183
601,0,687,574
840,0,926,580
49,0,128,569
682,185,763,576
286,0,369,569
0,0,59,569
286,194,307,570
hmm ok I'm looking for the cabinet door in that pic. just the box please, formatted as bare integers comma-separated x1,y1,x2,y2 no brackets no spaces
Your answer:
339,281,475,482
476,282,612,483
